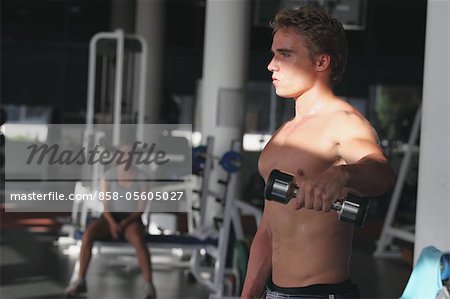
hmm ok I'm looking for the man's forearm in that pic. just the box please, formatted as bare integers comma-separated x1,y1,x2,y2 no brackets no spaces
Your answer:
340,155,395,197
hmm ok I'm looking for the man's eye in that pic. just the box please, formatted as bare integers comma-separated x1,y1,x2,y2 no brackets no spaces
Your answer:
281,52,290,57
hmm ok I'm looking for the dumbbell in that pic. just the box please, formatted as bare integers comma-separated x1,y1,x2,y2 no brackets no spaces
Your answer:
264,169,369,227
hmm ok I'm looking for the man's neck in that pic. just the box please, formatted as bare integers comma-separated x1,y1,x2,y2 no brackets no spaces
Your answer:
294,82,336,119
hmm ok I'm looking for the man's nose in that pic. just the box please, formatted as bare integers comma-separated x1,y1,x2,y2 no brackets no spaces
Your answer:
267,58,277,72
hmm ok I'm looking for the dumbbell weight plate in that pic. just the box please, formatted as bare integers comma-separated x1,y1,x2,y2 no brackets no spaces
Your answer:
265,169,298,203
338,198,369,228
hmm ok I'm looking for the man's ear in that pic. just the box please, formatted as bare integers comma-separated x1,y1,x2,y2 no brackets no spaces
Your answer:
315,54,331,72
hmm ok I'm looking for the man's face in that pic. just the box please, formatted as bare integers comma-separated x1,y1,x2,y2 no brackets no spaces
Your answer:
268,28,318,99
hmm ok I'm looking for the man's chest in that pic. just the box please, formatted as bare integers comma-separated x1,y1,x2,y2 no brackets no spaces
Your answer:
259,121,339,180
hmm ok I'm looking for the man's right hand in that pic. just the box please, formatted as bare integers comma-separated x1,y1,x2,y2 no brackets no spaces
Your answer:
291,165,348,212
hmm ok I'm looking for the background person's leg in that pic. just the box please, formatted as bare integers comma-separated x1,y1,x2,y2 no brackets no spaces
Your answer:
124,221,155,298
78,217,111,278
65,216,111,297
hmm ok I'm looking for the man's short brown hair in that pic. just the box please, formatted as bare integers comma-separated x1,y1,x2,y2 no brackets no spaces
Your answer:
270,5,348,83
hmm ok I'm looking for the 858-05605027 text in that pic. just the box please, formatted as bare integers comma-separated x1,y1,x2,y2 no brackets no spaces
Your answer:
96,191,184,201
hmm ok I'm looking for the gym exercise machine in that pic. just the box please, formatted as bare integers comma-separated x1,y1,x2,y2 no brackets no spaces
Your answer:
57,29,260,297
61,136,260,299
374,106,422,258
189,138,261,298
84,29,147,145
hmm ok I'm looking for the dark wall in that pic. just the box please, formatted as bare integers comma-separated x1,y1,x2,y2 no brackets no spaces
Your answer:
1,0,111,116
336,0,427,97
247,0,427,98
1,0,427,117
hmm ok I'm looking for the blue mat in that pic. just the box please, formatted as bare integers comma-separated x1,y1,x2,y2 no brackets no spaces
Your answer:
401,246,449,299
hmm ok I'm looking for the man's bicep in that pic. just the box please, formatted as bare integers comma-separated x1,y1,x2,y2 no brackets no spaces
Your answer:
339,137,387,165
337,113,387,164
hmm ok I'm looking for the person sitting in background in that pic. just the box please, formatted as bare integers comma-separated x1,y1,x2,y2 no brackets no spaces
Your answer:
65,144,156,299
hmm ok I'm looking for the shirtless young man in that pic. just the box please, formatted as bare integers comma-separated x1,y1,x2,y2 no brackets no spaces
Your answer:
241,6,395,299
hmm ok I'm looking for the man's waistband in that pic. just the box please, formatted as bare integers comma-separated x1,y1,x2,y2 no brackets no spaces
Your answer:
266,277,359,298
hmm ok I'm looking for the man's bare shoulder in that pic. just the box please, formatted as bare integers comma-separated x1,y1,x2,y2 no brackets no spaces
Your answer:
311,97,375,140
326,104,379,145
323,99,369,127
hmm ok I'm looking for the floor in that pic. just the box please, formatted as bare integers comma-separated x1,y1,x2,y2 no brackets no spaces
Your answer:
0,217,412,299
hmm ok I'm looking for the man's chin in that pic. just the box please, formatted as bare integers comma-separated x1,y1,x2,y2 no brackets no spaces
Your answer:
273,88,291,99
275,92,293,99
